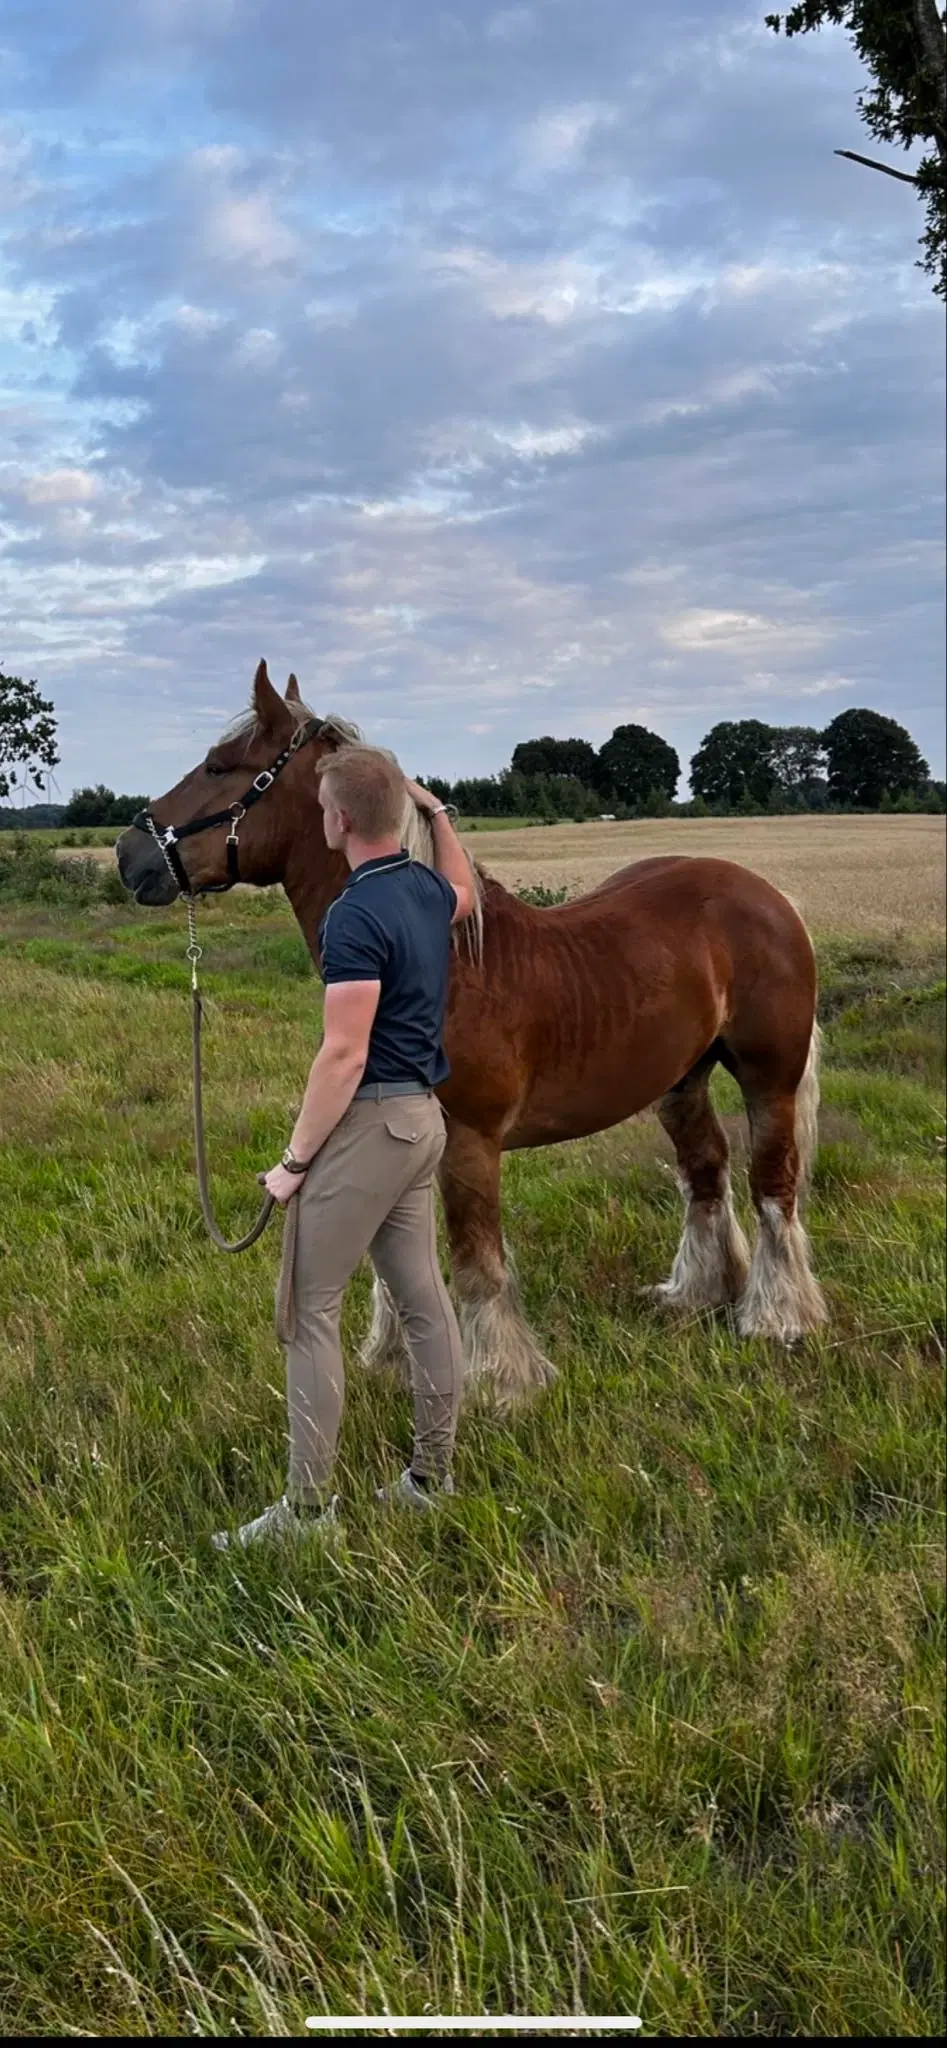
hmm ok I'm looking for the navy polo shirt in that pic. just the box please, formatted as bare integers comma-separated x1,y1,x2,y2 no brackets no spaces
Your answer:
317,852,457,1088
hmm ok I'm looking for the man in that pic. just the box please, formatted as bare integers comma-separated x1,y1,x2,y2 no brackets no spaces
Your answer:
212,744,475,1550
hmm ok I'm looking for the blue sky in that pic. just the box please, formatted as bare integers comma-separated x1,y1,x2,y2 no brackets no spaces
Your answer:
1,0,944,800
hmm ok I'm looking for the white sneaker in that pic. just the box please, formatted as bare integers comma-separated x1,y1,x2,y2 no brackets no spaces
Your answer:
375,1468,456,1510
211,1493,340,1551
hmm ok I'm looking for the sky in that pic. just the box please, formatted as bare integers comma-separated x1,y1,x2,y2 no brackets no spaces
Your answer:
1,0,944,804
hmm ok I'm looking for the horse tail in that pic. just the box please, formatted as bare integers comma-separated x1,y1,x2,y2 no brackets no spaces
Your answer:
795,1016,821,1203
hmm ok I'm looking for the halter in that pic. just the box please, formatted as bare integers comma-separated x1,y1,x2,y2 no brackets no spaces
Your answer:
132,716,324,897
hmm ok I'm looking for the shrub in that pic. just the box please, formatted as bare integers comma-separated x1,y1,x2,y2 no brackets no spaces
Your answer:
99,865,130,906
515,883,569,907
0,836,100,905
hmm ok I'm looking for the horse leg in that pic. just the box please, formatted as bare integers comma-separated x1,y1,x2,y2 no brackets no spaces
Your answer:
732,1024,827,1343
652,1053,751,1312
360,1273,413,1387
440,1121,556,1411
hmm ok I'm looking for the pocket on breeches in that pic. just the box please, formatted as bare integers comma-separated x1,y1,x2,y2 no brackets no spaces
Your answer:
384,1108,445,1181
384,1113,423,1145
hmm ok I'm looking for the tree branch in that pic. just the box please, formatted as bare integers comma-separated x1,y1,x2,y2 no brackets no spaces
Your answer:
834,147,920,183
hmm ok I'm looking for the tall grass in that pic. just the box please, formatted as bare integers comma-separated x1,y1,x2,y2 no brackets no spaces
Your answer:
0,888,943,2035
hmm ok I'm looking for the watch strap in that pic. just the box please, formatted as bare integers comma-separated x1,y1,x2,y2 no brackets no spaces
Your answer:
281,1148,311,1174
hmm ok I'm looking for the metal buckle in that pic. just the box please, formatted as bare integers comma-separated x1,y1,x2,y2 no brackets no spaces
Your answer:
252,769,275,793
160,825,178,849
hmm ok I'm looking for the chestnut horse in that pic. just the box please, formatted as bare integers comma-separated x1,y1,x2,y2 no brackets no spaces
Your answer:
116,661,826,1407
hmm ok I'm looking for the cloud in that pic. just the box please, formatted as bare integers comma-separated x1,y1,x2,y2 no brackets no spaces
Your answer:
661,609,833,656
18,467,100,506
0,0,942,801
518,101,618,174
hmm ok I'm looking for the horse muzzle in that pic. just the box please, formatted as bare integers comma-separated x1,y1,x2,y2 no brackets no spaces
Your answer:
115,824,181,905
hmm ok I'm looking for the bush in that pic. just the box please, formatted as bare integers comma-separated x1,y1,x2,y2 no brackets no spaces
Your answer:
0,836,101,905
515,883,569,907
99,865,130,905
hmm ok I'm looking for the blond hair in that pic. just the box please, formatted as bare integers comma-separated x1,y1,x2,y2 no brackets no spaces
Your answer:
319,742,407,842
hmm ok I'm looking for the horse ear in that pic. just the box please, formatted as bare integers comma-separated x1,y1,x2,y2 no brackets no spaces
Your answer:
285,673,301,704
252,658,286,732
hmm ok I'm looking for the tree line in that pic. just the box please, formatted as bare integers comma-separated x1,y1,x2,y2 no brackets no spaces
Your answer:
1,667,943,828
0,782,149,830
422,710,944,820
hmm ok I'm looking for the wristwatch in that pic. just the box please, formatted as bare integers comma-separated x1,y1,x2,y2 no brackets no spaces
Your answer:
280,1147,311,1175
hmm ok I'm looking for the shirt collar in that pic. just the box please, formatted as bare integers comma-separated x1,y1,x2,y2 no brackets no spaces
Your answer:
345,849,410,887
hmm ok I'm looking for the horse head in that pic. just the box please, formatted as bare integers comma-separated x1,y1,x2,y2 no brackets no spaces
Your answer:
115,660,345,905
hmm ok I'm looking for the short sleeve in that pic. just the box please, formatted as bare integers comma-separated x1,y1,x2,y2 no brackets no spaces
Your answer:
321,898,389,983
428,868,457,920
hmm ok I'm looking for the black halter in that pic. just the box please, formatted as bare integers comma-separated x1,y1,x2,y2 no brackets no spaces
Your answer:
132,717,323,896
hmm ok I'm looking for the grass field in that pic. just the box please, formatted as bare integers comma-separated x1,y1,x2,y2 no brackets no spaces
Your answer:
2,826,119,848
0,824,944,2034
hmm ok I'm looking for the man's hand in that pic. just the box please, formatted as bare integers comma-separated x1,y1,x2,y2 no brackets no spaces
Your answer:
403,778,474,924
260,1163,306,1206
404,776,442,815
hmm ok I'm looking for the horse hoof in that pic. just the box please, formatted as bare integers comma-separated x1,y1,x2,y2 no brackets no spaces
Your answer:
643,1282,683,1310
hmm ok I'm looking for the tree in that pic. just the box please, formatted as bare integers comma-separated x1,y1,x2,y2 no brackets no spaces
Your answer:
0,669,59,802
0,803,65,830
821,706,929,804
768,724,828,803
596,724,680,807
62,786,148,826
641,784,673,817
417,775,452,804
63,785,118,827
450,775,505,817
110,792,151,826
511,735,599,785
689,720,778,808
766,2,947,295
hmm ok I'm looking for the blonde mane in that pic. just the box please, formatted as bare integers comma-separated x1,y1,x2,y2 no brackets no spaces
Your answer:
225,694,484,965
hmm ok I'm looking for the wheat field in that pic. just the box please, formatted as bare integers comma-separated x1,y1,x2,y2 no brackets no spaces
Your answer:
467,815,946,939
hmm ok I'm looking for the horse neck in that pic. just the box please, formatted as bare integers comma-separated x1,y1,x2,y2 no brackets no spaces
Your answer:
280,812,348,965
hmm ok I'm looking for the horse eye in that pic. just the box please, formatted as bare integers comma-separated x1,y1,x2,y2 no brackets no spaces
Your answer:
204,760,223,777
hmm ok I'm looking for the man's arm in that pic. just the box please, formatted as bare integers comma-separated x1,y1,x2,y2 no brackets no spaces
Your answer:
404,779,476,923
262,979,380,1204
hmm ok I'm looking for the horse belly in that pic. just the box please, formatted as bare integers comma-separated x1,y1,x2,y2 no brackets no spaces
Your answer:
507,1005,718,1149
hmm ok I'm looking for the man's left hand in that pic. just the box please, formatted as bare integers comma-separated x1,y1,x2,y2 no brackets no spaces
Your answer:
260,1163,306,1205
403,776,440,815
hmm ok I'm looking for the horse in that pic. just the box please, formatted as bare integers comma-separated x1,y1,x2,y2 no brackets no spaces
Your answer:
116,659,827,1409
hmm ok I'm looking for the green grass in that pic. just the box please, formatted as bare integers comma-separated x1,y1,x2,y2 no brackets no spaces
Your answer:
457,816,580,832
0,825,119,847
0,891,943,2035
